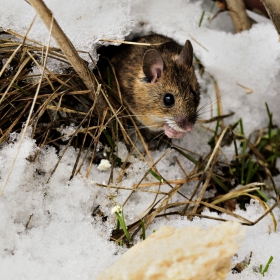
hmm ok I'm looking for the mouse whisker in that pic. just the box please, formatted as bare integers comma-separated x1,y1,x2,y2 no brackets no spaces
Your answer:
197,91,233,114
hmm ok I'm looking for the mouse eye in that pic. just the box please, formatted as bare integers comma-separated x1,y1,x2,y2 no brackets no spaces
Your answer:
190,89,197,97
163,93,175,107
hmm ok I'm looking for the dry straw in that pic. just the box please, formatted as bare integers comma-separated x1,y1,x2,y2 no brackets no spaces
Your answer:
0,0,279,244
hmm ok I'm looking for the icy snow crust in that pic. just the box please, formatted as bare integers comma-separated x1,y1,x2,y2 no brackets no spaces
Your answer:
1,136,280,279
1,0,280,279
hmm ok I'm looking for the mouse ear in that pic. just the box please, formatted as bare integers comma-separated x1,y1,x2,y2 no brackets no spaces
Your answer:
177,40,193,68
143,49,164,83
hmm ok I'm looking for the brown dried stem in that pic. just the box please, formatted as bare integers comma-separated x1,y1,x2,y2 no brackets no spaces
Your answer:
28,0,97,96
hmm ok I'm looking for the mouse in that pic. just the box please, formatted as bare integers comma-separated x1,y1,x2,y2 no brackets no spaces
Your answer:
97,34,200,145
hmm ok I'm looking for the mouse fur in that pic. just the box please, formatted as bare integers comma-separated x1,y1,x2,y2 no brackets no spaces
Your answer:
98,34,200,145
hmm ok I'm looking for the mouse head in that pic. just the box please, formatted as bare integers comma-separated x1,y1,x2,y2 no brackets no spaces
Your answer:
132,40,200,139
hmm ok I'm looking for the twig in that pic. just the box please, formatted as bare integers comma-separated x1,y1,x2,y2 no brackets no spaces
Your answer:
28,0,97,95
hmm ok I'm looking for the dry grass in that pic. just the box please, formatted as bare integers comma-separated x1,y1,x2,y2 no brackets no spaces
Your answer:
0,26,279,246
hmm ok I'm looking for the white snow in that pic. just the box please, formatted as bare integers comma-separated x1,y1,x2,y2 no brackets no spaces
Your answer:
97,159,112,171
0,0,132,60
56,123,78,141
1,0,280,279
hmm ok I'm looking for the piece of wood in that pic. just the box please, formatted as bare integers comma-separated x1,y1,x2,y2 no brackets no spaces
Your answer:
226,0,252,32
260,0,280,40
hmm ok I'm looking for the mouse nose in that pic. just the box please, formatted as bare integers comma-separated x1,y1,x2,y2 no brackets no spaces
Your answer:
175,116,194,131
184,123,194,132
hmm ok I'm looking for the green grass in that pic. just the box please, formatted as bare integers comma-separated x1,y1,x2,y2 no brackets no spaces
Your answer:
259,256,273,276
199,10,205,27
141,219,146,240
113,205,130,244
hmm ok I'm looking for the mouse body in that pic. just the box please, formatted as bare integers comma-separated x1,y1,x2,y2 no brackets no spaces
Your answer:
99,34,200,142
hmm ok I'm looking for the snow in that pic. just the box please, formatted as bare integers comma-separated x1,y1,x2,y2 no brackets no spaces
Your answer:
2,134,280,279
56,123,78,142
1,0,280,279
0,0,132,59
0,136,122,279
97,159,112,171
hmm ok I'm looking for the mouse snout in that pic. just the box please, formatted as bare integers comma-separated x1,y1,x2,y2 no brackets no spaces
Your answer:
175,116,194,132
164,115,195,139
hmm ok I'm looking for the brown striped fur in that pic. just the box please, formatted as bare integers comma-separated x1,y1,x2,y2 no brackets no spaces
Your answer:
98,34,200,145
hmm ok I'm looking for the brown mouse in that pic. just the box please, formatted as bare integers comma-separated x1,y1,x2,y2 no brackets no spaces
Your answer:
99,34,200,142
